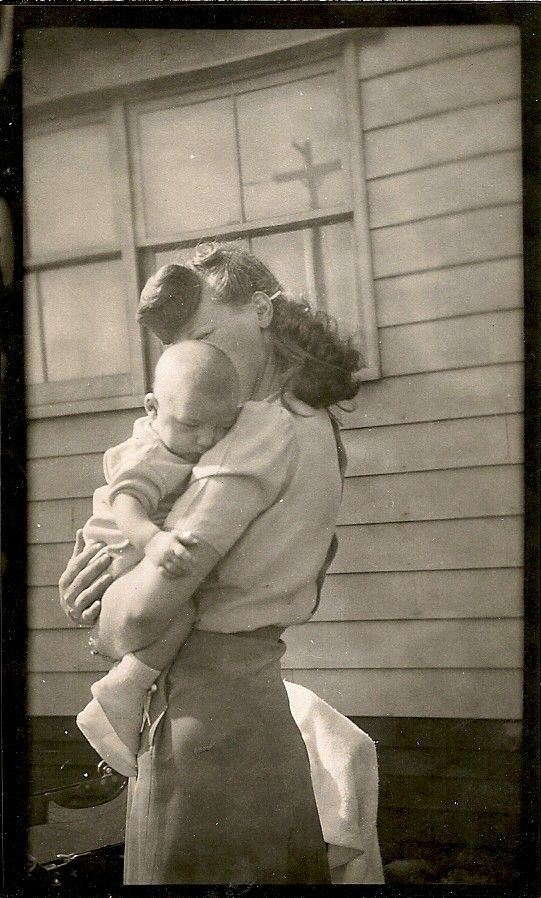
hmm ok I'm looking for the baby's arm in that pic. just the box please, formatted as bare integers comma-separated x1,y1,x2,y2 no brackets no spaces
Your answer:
112,493,194,578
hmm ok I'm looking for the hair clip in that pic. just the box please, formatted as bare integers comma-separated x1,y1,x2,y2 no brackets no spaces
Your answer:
268,290,282,302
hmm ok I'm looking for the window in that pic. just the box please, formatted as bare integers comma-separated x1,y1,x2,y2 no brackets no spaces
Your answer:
24,39,379,417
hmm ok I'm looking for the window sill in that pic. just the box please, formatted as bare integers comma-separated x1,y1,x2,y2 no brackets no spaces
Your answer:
26,393,145,420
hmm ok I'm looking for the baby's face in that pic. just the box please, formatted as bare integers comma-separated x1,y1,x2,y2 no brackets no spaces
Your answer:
149,384,238,461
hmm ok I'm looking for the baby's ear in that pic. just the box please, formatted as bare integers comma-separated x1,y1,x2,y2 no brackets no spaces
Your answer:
144,393,158,417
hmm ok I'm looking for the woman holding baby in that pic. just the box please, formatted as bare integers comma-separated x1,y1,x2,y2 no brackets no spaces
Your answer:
59,243,359,885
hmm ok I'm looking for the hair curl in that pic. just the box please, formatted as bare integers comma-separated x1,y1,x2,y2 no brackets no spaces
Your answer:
137,264,201,344
189,242,362,409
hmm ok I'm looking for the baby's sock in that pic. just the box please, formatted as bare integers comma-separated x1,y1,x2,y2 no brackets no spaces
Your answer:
97,653,160,692
77,655,160,777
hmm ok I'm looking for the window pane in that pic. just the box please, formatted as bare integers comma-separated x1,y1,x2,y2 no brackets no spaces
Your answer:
24,274,46,384
237,74,350,221
24,123,117,258
251,221,359,340
38,260,131,381
154,238,250,271
136,98,241,238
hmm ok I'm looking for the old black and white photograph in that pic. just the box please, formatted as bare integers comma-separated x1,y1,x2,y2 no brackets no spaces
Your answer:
0,5,539,894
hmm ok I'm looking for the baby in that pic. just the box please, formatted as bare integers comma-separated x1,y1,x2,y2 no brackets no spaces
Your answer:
77,338,240,776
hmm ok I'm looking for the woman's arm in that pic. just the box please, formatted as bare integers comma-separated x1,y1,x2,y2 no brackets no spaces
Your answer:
91,532,220,658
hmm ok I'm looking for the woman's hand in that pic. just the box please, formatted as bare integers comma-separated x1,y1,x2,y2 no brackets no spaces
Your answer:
59,530,114,626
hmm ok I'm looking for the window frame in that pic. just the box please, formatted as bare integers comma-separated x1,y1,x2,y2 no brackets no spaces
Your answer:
24,36,379,420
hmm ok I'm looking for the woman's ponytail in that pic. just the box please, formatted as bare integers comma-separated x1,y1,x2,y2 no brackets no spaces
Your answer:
269,295,361,408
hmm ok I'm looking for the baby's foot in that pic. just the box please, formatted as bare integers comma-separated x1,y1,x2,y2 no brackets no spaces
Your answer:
77,656,159,777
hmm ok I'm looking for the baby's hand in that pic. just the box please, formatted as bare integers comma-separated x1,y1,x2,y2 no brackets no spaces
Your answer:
144,529,195,578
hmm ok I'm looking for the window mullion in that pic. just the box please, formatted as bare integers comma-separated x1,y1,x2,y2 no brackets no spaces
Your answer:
341,40,380,380
109,101,146,395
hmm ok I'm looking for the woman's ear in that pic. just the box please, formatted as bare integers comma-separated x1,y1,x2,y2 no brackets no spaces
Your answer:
144,392,158,418
250,291,274,329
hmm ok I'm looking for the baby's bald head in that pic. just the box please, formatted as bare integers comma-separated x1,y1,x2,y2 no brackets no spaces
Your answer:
145,341,240,458
154,341,238,405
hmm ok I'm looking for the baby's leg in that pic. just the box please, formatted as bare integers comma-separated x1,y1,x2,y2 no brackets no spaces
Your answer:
131,597,196,671
78,562,196,776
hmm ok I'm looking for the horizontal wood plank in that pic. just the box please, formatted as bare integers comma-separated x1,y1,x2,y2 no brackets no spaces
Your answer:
371,204,522,279
379,309,523,377
29,517,523,585
339,465,523,524
281,669,523,718
367,151,521,229
360,45,520,131
28,668,522,718
28,458,523,545
506,413,523,461
28,587,73,629
29,568,523,629
282,619,523,670
28,630,111,672
30,618,523,672
315,568,522,622
375,257,523,327
28,672,104,716
27,408,139,460
28,498,91,543
330,516,523,573
342,363,523,429
341,415,521,476
365,99,521,180
358,26,519,80
28,454,104,501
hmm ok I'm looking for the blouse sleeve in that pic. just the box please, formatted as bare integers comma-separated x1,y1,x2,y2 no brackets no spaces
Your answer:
163,400,299,557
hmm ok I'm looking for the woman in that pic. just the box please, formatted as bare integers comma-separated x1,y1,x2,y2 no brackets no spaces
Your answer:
59,244,360,884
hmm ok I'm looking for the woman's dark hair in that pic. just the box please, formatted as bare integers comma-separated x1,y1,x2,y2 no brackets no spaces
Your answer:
137,264,201,344
189,242,361,409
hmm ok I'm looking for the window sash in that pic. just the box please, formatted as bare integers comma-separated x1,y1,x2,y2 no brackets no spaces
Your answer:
25,38,380,418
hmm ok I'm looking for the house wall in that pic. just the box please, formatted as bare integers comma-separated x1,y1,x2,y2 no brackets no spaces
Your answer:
26,25,523,855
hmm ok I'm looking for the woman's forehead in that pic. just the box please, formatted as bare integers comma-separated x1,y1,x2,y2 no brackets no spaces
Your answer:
178,283,243,338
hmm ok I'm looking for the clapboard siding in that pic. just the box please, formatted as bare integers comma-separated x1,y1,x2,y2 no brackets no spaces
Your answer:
28,516,523,587
331,517,522,574
27,464,522,543
360,45,521,131
371,203,522,280
281,670,522,719
365,99,520,180
27,408,139,460
343,365,522,429
27,413,522,506
315,568,522,622
358,26,518,79
367,151,521,229
375,257,523,327
282,619,523,670
339,465,522,524
28,618,523,672
28,567,523,630
27,669,522,719
379,309,523,377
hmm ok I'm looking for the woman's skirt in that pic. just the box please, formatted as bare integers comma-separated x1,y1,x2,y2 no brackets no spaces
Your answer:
123,627,331,885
